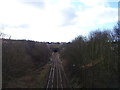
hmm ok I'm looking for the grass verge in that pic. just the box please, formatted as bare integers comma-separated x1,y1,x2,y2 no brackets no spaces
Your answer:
6,63,50,88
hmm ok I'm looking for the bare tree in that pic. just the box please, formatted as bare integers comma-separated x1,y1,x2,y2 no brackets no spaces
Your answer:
0,32,6,38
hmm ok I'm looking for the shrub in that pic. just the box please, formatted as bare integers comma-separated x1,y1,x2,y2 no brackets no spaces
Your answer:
2,39,50,87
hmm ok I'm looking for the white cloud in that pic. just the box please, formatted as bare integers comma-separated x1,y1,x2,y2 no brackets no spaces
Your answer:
79,0,106,6
0,0,118,42
75,5,117,27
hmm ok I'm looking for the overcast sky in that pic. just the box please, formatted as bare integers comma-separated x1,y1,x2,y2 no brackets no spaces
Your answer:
0,0,119,42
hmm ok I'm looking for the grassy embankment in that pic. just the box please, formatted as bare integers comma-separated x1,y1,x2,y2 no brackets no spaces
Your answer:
2,39,51,88
60,26,119,88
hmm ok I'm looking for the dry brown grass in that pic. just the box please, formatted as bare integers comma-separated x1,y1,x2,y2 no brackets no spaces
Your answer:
6,64,50,88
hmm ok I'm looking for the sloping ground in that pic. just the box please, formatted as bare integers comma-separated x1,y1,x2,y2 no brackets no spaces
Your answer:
60,30,119,88
67,60,119,88
6,64,50,88
2,39,51,88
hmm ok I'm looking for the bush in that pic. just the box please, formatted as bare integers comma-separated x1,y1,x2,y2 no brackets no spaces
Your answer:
60,30,119,88
2,39,50,87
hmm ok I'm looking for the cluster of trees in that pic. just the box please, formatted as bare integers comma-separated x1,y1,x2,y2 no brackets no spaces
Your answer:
60,24,120,88
2,39,51,87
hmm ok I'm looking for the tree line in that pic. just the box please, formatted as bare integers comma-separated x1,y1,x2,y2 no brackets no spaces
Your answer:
60,23,120,88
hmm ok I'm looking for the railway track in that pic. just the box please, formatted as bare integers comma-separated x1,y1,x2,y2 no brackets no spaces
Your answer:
46,53,69,89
